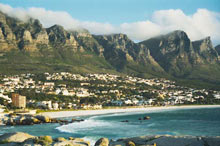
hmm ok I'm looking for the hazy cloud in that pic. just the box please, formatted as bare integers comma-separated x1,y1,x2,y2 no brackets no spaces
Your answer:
0,3,220,44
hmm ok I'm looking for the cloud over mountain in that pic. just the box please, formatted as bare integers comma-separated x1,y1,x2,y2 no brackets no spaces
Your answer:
0,3,220,44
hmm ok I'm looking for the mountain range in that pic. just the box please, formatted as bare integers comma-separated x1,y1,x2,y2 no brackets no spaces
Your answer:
0,11,220,89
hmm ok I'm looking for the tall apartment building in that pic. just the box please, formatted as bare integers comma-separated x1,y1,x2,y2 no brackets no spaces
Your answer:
11,93,26,108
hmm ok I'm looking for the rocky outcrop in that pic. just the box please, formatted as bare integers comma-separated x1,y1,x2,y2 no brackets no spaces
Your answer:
46,25,79,51
0,132,35,143
192,37,219,63
140,30,220,77
0,11,220,86
94,34,163,74
3,114,50,125
140,30,196,75
2,114,83,126
95,138,109,146
215,45,220,55
109,135,220,146
1,133,220,146
0,133,90,146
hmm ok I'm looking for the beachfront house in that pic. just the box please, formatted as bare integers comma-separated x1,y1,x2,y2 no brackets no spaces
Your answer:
0,93,11,103
52,103,59,110
36,101,52,109
214,94,220,99
124,99,132,105
145,99,155,105
132,98,139,105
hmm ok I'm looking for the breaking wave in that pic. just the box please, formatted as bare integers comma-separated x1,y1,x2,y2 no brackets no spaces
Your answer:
56,116,114,133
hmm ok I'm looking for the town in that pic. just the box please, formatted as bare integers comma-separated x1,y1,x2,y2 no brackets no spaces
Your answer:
0,72,220,113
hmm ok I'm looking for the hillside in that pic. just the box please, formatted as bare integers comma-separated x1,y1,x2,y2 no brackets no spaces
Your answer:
0,11,220,89
140,31,220,88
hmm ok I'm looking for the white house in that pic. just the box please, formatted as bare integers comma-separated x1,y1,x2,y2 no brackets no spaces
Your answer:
132,98,139,105
36,101,52,109
214,94,220,99
52,103,59,110
0,93,12,103
124,99,132,105
145,99,155,105
62,89,69,96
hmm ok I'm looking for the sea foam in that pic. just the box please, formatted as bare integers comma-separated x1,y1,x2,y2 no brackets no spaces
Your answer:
56,116,114,133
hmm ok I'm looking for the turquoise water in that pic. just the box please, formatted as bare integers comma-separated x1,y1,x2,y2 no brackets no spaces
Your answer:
0,107,220,144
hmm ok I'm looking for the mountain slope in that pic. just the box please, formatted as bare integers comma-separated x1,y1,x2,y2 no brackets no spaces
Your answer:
0,12,116,74
0,11,220,89
216,45,220,55
140,30,220,87
94,34,165,77
0,11,166,78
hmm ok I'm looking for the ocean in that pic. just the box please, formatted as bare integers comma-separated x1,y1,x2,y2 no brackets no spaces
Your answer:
0,107,220,145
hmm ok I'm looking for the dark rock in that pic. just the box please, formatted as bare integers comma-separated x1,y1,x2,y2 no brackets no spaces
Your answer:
121,120,129,122
71,118,84,123
35,115,51,123
95,138,109,146
34,135,53,145
143,116,150,120
126,141,135,146
55,137,66,142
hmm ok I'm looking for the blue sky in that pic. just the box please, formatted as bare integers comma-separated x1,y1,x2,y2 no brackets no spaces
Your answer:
0,0,220,44
1,0,219,25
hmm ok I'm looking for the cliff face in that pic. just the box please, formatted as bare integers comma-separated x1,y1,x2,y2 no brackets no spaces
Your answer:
192,37,219,63
0,12,17,51
215,44,220,56
94,34,163,73
0,11,220,87
140,30,220,77
0,12,50,52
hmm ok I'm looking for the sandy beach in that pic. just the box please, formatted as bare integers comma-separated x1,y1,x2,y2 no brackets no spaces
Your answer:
41,105,220,118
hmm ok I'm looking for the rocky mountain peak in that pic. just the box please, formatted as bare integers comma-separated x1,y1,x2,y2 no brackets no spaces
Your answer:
46,24,66,35
167,30,188,39
46,24,68,43
192,36,216,54
0,10,220,85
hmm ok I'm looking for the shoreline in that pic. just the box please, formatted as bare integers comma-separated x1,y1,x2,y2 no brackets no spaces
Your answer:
41,105,220,118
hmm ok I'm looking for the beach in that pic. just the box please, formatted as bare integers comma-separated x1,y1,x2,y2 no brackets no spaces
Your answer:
1,105,220,145
41,105,220,118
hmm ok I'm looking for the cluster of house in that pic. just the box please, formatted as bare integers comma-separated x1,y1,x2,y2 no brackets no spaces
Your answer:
0,72,220,110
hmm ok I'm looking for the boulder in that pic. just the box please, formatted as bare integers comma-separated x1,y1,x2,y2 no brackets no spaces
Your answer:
32,117,40,124
55,137,66,142
125,141,135,146
143,116,150,120
22,138,41,146
35,115,51,123
69,137,75,140
5,117,15,125
53,140,74,146
121,120,129,123
4,115,42,125
95,138,109,146
0,132,35,143
71,138,90,146
34,136,53,145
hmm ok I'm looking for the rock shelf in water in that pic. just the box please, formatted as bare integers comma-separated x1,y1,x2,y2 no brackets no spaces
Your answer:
1,114,84,126
0,132,220,146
